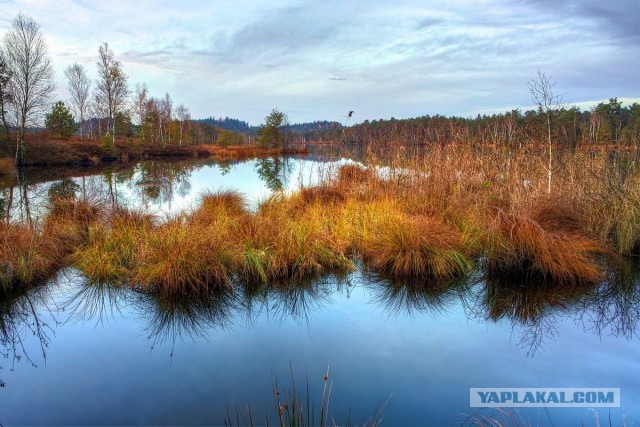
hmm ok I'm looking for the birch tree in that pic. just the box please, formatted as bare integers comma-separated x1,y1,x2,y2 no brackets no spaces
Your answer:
95,42,128,146
2,13,55,164
527,70,564,194
132,82,148,141
64,63,91,139
175,103,190,146
0,54,13,143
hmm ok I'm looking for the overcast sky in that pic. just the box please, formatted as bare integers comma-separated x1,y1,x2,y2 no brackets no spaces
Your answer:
1,0,638,125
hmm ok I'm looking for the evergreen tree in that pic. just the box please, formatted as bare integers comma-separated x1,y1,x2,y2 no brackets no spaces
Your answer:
45,101,76,140
257,108,288,148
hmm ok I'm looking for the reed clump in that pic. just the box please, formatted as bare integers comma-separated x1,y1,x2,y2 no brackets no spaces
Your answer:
0,198,100,292
240,195,354,285
486,199,615,286
73,208,154,283
133,217,239,296
361,211,473,280
0,223,53,291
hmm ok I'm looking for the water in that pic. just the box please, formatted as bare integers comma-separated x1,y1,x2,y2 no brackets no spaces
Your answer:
1,157,639,426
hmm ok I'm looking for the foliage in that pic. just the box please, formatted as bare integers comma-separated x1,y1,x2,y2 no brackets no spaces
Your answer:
216,129,244,147
257,108,288,149
45,101,76,140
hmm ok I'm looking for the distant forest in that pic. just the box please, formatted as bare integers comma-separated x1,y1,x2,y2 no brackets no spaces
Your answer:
292,98,640,146
198,98,639,147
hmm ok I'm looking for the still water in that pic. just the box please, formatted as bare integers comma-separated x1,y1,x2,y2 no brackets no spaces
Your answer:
1,157,639,426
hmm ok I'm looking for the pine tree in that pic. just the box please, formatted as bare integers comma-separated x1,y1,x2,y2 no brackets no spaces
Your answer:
45,101,77,140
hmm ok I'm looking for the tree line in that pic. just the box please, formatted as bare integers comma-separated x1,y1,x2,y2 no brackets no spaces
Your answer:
336,99,640,148
0,13,249,165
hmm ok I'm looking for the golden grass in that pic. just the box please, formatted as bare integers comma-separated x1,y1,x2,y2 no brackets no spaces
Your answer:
361,212,473,280
133,217,238,296
239,195,353,285
0,199,99,291
5,144,637,294
73,208,153,283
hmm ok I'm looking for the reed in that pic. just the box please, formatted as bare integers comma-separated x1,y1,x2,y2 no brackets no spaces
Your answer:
133,216,238,296
73,208,153,283
486,198,615,286
239,195,354,285
361,211,473,280
0,222,53,290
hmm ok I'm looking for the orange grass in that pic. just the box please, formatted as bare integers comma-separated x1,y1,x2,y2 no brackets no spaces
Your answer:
487,199,615,286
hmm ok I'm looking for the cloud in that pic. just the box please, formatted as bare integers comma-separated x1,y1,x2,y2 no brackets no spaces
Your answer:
0,0,636,124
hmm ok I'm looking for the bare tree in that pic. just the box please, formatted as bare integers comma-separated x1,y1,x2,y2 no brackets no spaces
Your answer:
95,42,128,146
64,63,91,139
527,69,564,194
2,13,55,165
175,103,190,146
132,82,148,141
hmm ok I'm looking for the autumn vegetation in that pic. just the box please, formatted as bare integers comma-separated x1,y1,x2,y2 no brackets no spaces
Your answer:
0,13,637,301
1,140,637,299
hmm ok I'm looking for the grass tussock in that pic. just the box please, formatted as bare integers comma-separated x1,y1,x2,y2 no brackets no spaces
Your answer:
361,212,473,280
73,208,154,283
0,223,54,290
487,199,615,286
240,195,353,285
7,144,638,294
133,217,238,296
0,199,99,292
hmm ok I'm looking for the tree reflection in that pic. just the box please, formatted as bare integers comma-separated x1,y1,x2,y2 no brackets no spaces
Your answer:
255,157,293,192
132,161,193,206
0,284,56,386
47,179,80,201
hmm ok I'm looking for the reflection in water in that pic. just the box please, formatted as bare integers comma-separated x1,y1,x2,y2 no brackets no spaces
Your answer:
0,283,57,385
369,272,472,318
255,157,294,191
470,266,640,356
134,289,240,352
129,161,193,206
242,277,339,327
0,157,308,223
578,261,640,341
62,278,131,325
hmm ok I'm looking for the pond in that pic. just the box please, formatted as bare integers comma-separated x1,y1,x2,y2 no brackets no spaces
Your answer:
1,157,639,426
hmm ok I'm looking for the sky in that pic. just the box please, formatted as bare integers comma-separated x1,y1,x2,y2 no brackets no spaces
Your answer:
0,0,638,125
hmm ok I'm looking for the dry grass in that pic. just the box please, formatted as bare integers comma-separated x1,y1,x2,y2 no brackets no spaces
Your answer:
486,198,615,286
361,212,473,280
4,144,637,294
133,217,238,296
73,208,154,283
239,195,353,285
0,199,99,292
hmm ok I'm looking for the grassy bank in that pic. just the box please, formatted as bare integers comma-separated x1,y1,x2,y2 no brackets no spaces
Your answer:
0,133,307,167
2,144,638,296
